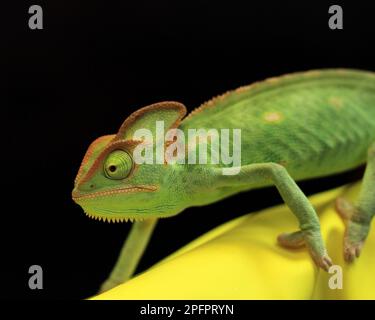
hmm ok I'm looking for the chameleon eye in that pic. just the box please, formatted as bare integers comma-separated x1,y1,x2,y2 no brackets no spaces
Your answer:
104,150,133,180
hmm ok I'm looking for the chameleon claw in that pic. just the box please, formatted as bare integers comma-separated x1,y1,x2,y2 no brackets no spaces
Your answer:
344,241,364,262
279,230,333,271
320,254,333,271
308,249,333,271
335,197,370,263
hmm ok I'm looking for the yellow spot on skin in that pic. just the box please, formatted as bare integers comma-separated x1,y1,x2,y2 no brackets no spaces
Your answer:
328,97,343,109
263,111,284,123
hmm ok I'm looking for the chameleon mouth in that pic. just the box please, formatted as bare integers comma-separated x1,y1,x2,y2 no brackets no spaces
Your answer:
83,210,146,223
83,209,174,223
72,185,157,202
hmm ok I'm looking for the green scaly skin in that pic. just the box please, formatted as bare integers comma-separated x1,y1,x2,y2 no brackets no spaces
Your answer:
72,69,375,292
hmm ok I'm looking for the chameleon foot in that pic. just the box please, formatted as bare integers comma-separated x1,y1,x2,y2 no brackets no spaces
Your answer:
308,248,333,271
335,197,370,263
278,230,332,271
277,231,305,248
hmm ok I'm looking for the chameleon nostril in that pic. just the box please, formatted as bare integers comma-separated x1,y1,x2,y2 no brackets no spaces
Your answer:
90,184,95,189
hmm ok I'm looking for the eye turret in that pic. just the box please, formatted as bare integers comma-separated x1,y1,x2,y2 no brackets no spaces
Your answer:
104,150,133,180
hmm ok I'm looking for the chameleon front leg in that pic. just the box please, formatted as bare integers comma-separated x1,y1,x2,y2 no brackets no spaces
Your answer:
99,218,158,293
217,163,332,270
336,142,375,262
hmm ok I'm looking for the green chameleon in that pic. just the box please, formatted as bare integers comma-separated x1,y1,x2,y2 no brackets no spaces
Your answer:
72,69,375,292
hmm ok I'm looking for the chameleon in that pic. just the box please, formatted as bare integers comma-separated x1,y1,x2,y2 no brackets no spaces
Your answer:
72,69,375,292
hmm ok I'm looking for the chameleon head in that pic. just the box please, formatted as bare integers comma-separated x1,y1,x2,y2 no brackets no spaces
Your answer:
72,101,187,222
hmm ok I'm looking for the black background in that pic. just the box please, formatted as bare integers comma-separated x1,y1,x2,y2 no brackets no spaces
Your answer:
3,1,374,299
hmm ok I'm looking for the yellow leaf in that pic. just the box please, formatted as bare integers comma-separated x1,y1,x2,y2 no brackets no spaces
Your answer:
92,182,375,300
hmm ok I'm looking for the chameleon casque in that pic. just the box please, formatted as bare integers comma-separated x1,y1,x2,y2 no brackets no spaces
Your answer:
72,69,375,292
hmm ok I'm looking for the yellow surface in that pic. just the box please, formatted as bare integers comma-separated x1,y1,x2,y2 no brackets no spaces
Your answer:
93,182,375,300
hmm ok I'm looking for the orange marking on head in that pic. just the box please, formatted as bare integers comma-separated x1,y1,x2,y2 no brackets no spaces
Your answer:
75,135,115,185
114,101,187,141
77,139,142,186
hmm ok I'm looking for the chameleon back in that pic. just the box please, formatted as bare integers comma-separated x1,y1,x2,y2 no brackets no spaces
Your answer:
181,69,375,182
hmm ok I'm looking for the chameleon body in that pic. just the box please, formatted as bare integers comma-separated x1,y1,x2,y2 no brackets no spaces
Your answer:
72,69,375,292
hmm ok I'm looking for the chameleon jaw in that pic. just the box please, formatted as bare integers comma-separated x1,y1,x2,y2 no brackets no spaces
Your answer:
72,185,159,223
83,210,145,223
72,185,157,202
82,206,176,223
